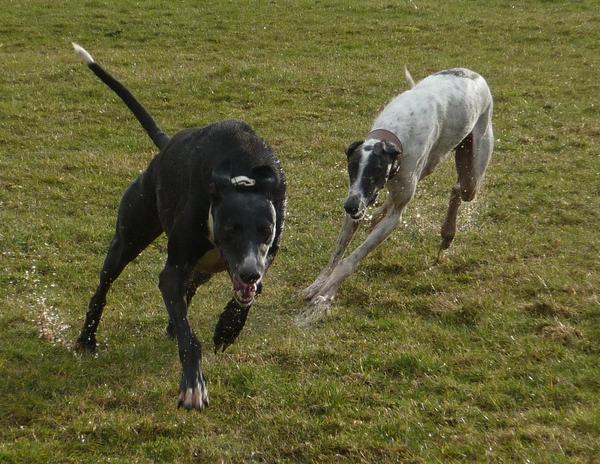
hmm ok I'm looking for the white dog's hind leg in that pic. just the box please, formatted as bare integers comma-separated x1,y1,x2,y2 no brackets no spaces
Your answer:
439,106,493,260
303,214,359,300
438,183,462,261
456,107,494,202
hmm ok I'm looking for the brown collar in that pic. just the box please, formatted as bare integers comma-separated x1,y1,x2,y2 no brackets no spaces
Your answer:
366,128,403,154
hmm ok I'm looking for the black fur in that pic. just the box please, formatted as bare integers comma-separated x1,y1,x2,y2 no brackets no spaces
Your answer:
213,299,251,353
74,49,286,411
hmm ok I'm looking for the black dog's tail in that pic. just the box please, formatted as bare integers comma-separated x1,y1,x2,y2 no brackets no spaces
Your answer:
72,43,170,150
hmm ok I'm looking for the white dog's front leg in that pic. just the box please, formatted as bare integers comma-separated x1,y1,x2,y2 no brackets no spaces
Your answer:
303,214,359,300
311,210,401,306
368,196,393,232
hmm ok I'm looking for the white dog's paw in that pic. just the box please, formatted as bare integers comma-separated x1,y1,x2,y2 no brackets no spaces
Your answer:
302,278,326,300
295,295,335,327
302,269,333,300
311,293,334,306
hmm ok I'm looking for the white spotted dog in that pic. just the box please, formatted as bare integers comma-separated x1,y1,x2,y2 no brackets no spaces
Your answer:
304,68,494,309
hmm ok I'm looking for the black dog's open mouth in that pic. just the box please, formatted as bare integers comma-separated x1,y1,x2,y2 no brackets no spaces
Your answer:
233,278,258,306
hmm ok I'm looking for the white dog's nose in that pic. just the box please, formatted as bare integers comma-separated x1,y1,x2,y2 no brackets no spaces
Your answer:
344,194,362,216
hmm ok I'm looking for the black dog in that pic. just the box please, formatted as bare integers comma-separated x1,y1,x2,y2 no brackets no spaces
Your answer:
72,44,286,411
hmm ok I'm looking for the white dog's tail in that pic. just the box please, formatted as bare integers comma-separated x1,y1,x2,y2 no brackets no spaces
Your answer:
404,66,416,89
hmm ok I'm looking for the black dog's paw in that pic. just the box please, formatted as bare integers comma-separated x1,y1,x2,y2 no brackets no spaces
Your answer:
177,368,209,411
74,333,97,352
213,300,250,353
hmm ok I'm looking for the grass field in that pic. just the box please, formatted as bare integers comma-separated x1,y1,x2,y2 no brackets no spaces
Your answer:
1,0,599,462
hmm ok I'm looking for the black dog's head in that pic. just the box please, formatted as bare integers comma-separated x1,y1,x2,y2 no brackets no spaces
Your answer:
344,139,401,220
209,160,279,306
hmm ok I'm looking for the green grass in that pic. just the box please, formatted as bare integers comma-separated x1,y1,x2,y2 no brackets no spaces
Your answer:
1,0,599,462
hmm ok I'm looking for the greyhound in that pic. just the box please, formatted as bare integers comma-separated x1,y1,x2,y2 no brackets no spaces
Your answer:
72,44,286,411
304,67,493,309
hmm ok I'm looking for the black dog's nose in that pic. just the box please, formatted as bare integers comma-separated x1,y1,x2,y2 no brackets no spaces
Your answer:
240,271,260,284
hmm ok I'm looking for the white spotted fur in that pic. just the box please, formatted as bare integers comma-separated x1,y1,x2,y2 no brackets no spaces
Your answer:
372,71,492,183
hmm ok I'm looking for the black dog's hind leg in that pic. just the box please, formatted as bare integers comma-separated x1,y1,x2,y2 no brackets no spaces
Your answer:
76,175,161,352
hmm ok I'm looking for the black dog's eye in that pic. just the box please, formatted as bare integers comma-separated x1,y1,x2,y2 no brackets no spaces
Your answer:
258,225,273,241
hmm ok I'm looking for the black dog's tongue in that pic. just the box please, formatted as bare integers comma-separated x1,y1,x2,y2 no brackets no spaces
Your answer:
233,279,257,306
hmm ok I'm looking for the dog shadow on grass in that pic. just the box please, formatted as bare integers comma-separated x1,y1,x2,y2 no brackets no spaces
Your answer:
293,250,485,329
2,299,180,427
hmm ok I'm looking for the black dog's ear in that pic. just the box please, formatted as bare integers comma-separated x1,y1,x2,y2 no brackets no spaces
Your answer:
252,165,279,196
209,159,233,197
345,140,363,158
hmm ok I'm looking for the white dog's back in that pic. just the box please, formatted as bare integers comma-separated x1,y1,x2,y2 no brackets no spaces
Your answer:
373,68,492,178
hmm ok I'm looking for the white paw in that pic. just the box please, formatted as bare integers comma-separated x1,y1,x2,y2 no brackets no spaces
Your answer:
302,278,326,300
295,295,335,327
311,293,335,306
178,371,209,411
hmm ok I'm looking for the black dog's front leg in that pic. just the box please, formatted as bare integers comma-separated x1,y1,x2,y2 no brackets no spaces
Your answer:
213,281,264,353
159,264,209,411
213,299,251,353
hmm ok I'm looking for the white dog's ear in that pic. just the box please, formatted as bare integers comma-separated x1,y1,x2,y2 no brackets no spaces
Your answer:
380,141,402,160
345,141,363,158
376,142,403,179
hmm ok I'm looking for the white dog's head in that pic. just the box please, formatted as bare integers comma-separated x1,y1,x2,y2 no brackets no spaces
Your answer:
343,139,401,220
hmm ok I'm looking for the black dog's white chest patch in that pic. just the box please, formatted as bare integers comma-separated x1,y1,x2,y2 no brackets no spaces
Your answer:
194,247,226,274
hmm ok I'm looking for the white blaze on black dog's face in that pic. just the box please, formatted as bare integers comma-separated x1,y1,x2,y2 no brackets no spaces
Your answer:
210,162,278,306
344,139,401,220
